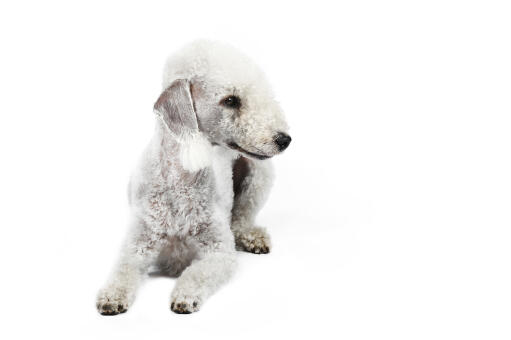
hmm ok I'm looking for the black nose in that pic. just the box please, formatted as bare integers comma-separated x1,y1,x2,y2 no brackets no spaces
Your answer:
274,133,292,151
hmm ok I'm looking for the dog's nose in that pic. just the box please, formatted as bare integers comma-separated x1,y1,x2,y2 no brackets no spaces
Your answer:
274,133,292,151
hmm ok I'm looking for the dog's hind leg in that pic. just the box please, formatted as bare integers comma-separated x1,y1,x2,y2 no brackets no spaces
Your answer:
231,157,274,254
96,218,166,315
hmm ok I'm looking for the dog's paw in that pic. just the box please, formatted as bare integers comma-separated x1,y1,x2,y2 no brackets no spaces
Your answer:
96,288,130,316
170,295,201,314
235,226,271,254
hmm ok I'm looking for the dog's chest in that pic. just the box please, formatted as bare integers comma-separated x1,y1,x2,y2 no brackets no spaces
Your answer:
146,146,237,236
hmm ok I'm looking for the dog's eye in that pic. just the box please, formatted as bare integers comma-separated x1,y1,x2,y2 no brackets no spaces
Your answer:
221,96,241,109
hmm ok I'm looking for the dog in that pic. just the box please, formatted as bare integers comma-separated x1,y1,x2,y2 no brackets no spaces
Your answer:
96,40,291,315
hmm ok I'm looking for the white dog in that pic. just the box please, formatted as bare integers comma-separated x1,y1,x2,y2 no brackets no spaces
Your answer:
96,40,291,315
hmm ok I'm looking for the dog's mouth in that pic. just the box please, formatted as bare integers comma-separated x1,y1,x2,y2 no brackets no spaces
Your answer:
227,142,272,160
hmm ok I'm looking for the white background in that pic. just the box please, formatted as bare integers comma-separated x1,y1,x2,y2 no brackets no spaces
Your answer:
0,1,510,339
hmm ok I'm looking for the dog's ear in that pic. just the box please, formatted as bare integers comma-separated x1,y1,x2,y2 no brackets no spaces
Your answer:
154,79,212,172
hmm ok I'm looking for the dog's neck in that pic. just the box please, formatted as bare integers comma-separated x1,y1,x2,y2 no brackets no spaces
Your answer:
153,120,238,185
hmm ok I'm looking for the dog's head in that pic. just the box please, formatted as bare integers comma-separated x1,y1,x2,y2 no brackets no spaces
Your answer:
153,41,291,171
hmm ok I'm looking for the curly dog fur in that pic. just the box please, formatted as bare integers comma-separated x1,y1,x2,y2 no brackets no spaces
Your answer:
96,40,291,315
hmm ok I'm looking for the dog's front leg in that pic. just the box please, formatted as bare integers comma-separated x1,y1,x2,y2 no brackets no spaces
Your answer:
170,224,236,314
231,157,274,254
96,219,165,315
